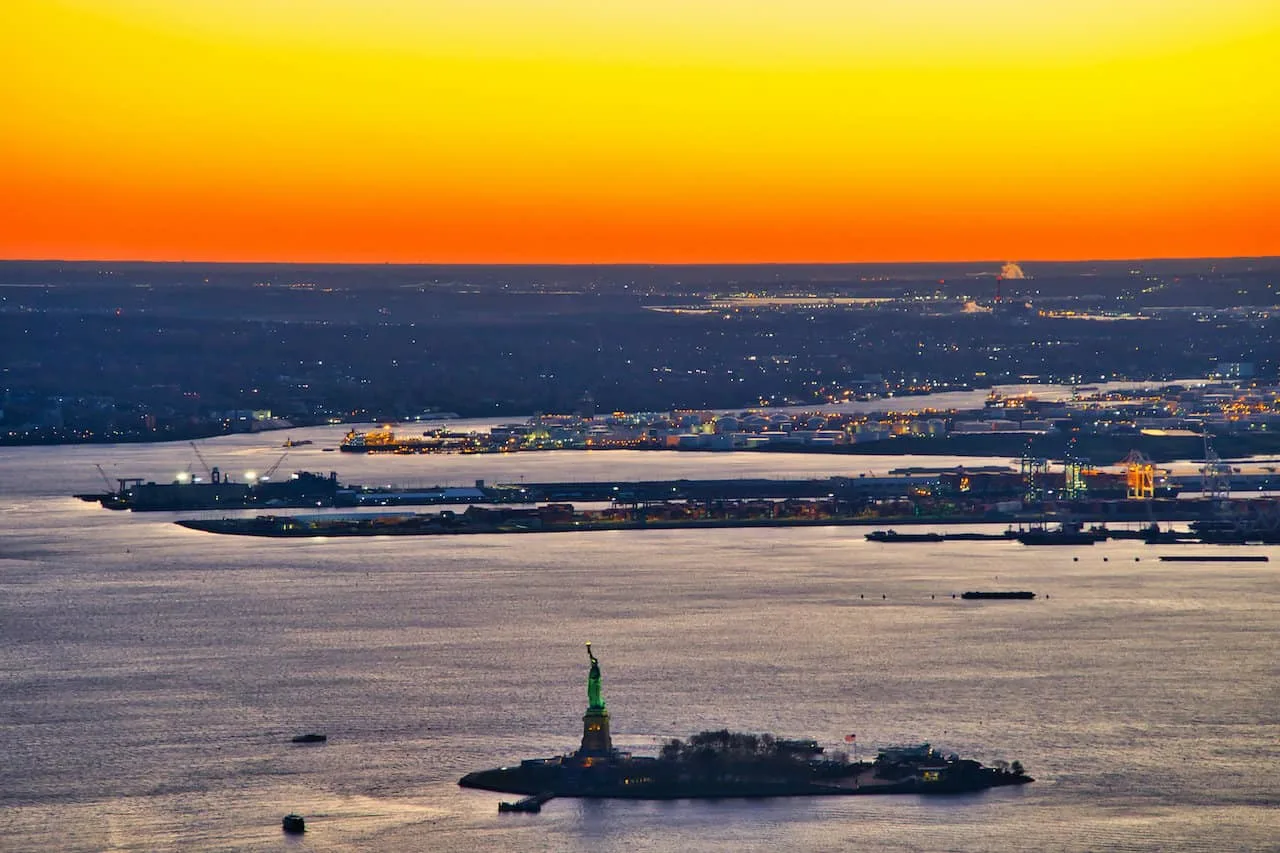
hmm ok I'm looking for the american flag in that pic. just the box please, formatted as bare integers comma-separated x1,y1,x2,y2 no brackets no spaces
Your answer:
844,733,856,743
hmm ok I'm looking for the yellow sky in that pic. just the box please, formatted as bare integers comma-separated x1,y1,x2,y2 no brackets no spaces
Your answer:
2,0,1277,262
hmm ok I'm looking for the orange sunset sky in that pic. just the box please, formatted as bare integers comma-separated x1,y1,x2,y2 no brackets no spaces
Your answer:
2,0,1278,264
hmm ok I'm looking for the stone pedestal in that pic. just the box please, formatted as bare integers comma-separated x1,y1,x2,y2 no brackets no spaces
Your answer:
579,707,612,755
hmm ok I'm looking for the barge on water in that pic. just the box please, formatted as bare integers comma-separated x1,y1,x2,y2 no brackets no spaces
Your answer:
80,470,343,512
175,504,876,538
866,529,1017,543
1158,555,1270,563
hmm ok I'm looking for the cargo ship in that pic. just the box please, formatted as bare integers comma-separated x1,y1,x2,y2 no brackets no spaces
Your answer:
459,645,1032,801
340,426,482,453
81,469,343,512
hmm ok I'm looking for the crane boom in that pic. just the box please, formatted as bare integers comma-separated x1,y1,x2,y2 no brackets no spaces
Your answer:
262,452,288,480
189,442,213,480
94,463,115,492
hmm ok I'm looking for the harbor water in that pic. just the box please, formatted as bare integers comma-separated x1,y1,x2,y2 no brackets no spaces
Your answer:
1,429,1277,851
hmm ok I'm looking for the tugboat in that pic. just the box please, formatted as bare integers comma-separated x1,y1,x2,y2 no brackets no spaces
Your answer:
459,644,1032,800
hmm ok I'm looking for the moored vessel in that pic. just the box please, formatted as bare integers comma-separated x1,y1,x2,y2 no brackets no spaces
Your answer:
84,469,342,512
1017,520,1105,546
340,426,480,454
866,528,1017,543
865,529,944,543
1158,555,1269,563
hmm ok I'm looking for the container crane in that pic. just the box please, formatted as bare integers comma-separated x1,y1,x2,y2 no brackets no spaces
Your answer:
1122,450,1155,500
1200,430,1231,500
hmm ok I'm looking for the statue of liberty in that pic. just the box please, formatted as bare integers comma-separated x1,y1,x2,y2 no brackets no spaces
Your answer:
586,642,605,711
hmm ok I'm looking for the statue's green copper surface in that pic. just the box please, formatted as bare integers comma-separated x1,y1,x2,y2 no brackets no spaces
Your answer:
586,643,605,711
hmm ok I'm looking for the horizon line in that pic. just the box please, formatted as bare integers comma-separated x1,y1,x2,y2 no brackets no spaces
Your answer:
1,253,1277,268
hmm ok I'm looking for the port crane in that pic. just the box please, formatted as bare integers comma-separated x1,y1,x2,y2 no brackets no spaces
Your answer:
95,462,141,495
189,442,216,482
94,463,115,493
1199,430,1231,500
260,452,288,481
1122,449,1155,500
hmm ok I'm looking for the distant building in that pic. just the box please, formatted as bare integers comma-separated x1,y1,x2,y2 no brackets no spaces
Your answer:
1212,362,1254,379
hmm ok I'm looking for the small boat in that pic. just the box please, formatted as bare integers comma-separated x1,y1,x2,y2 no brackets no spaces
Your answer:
961,591,1036,600
291,733,328,744
282,814,306,834
498,792,555,813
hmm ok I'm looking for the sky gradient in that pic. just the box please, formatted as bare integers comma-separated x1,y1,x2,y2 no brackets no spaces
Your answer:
2,1,1278,263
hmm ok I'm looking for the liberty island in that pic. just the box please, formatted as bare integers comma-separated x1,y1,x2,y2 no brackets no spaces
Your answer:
459,645,1033,802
